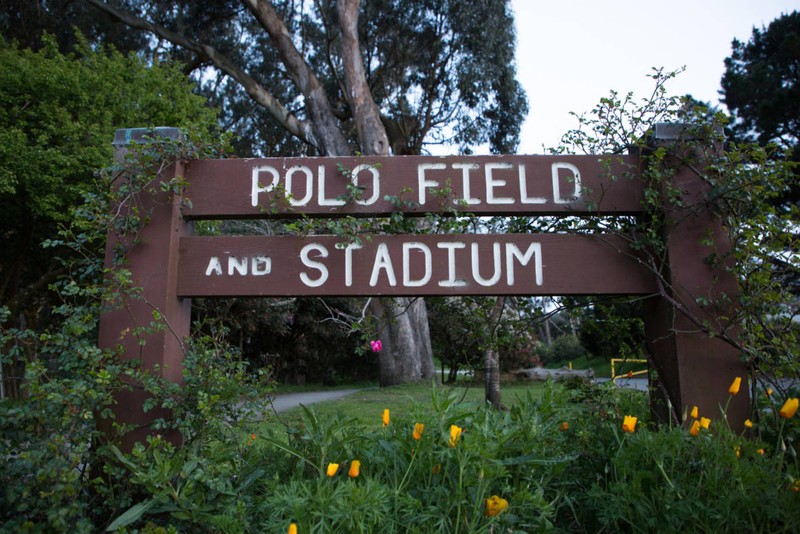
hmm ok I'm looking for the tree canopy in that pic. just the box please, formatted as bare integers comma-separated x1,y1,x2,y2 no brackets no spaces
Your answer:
721,10,800,157
0,35,218,327
85,0,528,157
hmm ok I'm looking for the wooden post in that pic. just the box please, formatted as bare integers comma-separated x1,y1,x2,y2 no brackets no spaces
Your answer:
98,128,192,450
645,124,749,429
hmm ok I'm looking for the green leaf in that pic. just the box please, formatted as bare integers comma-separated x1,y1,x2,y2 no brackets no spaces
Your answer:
105,498,158,531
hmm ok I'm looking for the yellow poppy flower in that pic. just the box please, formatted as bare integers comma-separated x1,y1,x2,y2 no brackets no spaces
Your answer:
690,405,699,419
622,415,637,433
326,463,339,477
413,423,425,441
288,523,297,534
757,448,765,455
382,408,390,427
689,420,701,436
735,447,741,458
779,398,799,419
744,419,753,428
728,376,742,395
767,388,773,396
700,417,711,429
560,421,569,431
449,424,463,447
484,495,509,517
348,460,360,478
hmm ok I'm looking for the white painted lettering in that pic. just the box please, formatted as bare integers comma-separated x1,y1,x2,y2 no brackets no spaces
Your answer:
370,243,397,286
552,162,582,204
485,163,514,204
402,242,432,287
251,165,280,207
228,256,248,276
471,242,502,286
205,256,222,276
285,165,313,206
344,242,362,287
518,164,546,204
300,244,329,287
352,164,380,205
505,243,543,286
418,163,446,205
452,163,481,205
251,256,271,276
437,242,467,287
318,165,345,207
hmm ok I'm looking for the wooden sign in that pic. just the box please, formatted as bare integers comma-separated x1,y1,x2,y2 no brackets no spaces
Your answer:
181,154,644,219
100,127,750,448
176,233,655,297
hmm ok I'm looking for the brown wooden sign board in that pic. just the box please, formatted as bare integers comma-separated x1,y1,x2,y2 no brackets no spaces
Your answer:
100,128,749,449
177,233,656,297
181,154,644,219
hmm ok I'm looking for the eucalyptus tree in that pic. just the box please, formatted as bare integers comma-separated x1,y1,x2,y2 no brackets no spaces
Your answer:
86,0,528,385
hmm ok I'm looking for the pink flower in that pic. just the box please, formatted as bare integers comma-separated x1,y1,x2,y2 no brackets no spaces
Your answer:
370,340,383,352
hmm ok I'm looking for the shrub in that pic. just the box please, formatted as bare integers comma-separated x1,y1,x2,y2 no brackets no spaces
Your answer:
542,334,588,366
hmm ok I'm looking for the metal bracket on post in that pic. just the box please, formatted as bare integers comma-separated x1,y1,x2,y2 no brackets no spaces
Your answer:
98,127,192,450
644,123,748,429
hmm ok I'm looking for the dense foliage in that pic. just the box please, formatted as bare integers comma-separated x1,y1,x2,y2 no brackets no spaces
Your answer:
0,35,217,337
75,381,800,532
2,5,799,531
721,10,800,154
721,10,800,206
544,68,800,404
0,130,262,530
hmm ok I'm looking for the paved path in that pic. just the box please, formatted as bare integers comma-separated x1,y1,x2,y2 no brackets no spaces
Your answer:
267,388,362,413
262,379,647,416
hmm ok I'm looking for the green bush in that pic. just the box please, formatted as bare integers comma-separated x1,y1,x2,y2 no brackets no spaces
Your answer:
541,334,588,366
96,379,800,533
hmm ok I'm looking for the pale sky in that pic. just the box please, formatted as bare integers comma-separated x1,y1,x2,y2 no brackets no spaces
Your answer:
510,0,799,153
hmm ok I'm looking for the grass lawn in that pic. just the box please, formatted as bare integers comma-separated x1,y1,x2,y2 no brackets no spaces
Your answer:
552,355,612,377
263,380,548,429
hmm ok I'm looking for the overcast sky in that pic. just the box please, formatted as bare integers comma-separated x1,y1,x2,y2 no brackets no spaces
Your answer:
510,0,798,153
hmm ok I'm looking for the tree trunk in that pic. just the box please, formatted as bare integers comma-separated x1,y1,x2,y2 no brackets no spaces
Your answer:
484,347,501,409
89,0,437,388
484,297,506,409
334,1,435,386
370,297,435,386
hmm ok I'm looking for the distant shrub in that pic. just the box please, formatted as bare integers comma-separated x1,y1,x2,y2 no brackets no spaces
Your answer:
541,334,588,366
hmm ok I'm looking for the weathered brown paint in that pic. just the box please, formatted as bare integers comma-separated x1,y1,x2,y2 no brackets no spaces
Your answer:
181,154,644,219
643,133,748,429
176,234,656,297
98,147,191,449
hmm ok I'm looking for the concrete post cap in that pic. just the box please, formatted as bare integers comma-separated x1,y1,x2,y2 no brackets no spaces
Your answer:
113,127,182,147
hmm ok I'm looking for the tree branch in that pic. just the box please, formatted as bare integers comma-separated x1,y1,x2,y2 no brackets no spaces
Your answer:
336,0,389,155
85,0,316,148
242,0,351,155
